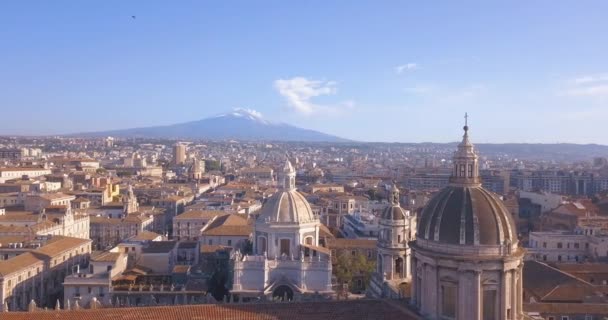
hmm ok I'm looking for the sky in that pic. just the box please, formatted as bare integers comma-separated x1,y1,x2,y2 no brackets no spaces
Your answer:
1,1,608,143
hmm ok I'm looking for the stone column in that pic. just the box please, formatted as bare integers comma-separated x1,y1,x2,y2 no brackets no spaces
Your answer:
517,266,523,319
501,270,508,320
511,269,517,320
473,270,482,320
419,263,427,314
410,256,417,306
405,249,411,280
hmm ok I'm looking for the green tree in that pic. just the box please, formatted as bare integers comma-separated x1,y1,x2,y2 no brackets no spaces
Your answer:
334,251,376,293
335,252,353,286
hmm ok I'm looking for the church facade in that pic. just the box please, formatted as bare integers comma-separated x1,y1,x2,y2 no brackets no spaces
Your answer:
231,160,334,301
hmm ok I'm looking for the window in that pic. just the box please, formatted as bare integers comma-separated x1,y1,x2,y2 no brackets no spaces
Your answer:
88,287,92,294
227,239,232,246
305,236,313,245
208,240,213,245
561,317,569,320
107,265,112,272
543,242,547,248
557,242,563,249
468,164,473,178
280,239,290,256
574,243,580,249
441,285,456,318
482,290,497,320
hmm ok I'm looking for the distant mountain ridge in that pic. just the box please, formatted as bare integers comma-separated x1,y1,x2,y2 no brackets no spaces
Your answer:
71,108,349,142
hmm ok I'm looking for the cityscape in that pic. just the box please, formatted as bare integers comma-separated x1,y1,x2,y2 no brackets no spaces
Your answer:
2,2,608,320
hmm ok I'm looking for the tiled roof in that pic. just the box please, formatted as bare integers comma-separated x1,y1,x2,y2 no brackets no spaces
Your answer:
326,238,377,249
202,214,251,236
130,231,163,241
35,236,91,258
523,260,598,302
1,299,419,320
0,252,43,276
91,251,122,262
175,210,225,220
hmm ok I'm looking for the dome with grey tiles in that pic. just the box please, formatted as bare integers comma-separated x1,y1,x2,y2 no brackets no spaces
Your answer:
416,122,517,246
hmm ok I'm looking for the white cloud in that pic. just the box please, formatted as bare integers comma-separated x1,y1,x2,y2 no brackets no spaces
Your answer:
274,77,352,115
564,84,608,97
395,63,418,74
573,73,608,84
562,73,608,97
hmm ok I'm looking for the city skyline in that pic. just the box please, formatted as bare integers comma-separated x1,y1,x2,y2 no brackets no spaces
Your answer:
2,1,608,144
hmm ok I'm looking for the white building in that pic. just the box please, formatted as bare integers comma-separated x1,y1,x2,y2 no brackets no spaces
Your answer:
63,251,127,308
411,120,524,320
528,227,608,262
231,160,333,301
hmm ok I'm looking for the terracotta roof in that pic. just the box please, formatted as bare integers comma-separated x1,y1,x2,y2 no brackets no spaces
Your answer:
35,236,91,258
175,210,225,220
0,299,419,320
91,251,122,262
0,252,43,276
130,231,163,241
326,238,377,249
202,214,251,237
523,260,598,303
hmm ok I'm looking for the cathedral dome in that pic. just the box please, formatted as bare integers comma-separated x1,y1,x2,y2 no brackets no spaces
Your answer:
417,185,516,245
381,205,408,221
257,190,316,224
416,118,517,246
257,159,316,224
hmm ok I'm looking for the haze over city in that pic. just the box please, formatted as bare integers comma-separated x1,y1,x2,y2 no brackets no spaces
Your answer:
2,1,608,143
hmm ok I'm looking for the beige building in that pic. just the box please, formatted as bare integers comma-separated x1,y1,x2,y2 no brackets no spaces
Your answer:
0,235,92,311
89,214,154,250
173,143,187,165
411,122,524,320
200,214,251,250
0,207,90,240
24,193,76,213
0,168,52,183
63,251,127,308
172,210,224,241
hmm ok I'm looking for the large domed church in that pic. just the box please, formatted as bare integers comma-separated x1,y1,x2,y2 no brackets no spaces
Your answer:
231,160,334,301
411,117,524,320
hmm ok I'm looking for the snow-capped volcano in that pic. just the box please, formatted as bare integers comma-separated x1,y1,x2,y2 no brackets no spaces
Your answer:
71,108,348,142
212,108,269,124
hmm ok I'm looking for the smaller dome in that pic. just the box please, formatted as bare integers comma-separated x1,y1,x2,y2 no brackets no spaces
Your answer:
381,205,408,221
257,190,316,224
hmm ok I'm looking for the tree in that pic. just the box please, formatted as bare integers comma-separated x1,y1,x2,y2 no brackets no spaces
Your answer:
335,252,354,286
334,251,376,293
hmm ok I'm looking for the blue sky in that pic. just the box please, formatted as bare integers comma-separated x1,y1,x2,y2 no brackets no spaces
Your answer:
1,1,608,143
